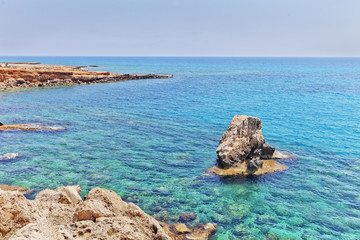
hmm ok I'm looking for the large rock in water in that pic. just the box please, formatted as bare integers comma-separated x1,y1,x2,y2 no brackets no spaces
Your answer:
216,115,274,168
211,115,290,176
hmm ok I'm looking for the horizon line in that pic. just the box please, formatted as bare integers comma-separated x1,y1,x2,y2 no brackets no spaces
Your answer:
1,56,360,58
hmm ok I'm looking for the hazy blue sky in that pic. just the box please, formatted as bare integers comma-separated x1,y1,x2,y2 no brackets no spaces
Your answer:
1,0,359,57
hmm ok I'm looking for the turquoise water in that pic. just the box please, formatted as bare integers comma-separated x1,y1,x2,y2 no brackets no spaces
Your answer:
0,57,359,239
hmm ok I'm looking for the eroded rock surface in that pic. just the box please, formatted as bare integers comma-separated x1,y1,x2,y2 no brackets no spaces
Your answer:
0,153,19,161
0,123,66,131
160,222,218,240
0,184,27,193
212,115,290,176
0,185,217,240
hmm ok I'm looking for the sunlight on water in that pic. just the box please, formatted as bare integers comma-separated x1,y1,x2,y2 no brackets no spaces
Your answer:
1,57,359,239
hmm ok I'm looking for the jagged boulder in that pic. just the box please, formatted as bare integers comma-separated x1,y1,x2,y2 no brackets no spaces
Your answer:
216,115,270,168
211,115,290,176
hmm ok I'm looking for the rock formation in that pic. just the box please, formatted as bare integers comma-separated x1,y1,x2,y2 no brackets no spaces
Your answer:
0,184,27,193
160,222,218,240
0,153,19,161
0,185,217,240
0,63,172,90
208,115,290,176
0,123,66,131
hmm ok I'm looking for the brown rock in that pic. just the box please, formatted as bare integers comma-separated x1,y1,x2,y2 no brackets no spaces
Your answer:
216,115,265,168
161,222,218,240
213,115,290,176
0,123,66,131
173,223,191,234
0,153,19,161
0,185,171,240
0,185,27,193
207,159,288,176
0,63,172,90
35,185,82,204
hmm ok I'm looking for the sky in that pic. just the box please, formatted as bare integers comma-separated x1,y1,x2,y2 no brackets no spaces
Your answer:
0,0,360,57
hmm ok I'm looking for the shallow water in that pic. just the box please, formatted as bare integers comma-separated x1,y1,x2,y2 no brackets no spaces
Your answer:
0,57,359,239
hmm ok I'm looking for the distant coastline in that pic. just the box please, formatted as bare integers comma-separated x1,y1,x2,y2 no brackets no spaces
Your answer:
0,62,172,90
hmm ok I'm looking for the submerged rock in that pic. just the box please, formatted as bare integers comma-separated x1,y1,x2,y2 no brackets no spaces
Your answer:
211,115,290,176
0,123,66,131
173,223,191,234
0,185,217,240
0,153,19,161
160,222,218,240
179,212,197,223
207,160,288,176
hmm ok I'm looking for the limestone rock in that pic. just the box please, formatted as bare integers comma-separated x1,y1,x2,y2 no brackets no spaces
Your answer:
0,63,172,90
0,185,217,240
0,153,19,161
0,123,66,131
216,115,265,168
207,159,289,176
0,186,171,240
0,185,27,193
35,185,82,204
173,223,191,234
212,115,291,176
161,222,218,240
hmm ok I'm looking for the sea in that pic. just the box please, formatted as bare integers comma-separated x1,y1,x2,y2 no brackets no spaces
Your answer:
0,57,359,240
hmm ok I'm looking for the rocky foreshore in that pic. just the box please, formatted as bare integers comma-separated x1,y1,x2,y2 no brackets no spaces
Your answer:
0,185,217,240
0,123,66,131
207,115,293,177
0,63,172,90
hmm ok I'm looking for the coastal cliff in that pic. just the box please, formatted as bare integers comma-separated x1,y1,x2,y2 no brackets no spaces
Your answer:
0,63,172,90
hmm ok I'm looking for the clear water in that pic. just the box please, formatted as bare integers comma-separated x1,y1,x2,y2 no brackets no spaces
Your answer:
0,57,359,240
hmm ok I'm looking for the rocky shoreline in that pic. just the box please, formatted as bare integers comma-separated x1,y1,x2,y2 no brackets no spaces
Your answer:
0,123,66,131
0,185,217,240
0,63,172,90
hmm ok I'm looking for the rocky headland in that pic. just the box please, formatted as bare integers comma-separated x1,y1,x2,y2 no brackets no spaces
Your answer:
0,185,217,240
0,63,172,90
207,115,293,176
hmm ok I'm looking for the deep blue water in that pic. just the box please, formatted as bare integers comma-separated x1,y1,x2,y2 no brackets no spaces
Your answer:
0,57,359,239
